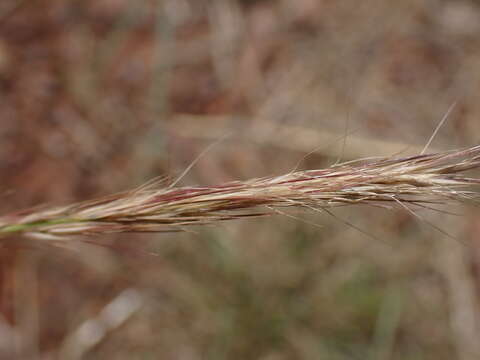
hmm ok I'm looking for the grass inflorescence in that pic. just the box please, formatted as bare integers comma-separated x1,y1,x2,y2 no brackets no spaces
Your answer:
1,146,480,239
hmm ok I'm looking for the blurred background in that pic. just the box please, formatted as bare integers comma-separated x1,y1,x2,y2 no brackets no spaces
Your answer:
1,0,480,359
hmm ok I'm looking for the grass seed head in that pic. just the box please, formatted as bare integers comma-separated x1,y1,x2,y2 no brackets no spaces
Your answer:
1,146,479,239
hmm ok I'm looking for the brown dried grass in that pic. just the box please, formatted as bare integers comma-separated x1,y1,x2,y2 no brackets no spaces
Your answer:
1,146,479,239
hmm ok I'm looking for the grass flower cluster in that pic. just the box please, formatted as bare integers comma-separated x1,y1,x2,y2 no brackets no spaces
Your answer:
1,146,479,239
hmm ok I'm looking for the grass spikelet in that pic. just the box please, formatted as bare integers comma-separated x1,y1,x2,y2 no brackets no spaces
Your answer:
1,146,480,239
